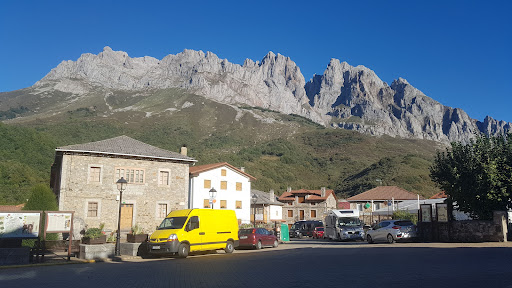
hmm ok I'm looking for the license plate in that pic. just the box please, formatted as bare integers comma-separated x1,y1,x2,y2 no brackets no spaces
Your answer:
152,246,161,250
240,236,248,239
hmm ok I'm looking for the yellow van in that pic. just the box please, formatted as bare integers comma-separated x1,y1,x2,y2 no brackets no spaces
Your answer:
148,209,239,258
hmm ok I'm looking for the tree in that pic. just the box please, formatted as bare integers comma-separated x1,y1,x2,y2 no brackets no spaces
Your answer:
23,184,59,211
430,133,512,220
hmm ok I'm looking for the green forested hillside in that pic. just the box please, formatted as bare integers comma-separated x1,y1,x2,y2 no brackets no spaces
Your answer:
0,89,444,204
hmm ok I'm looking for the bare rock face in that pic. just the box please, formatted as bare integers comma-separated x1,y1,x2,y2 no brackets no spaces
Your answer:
305,59,497,143
34,47,510,143
36,47,320,122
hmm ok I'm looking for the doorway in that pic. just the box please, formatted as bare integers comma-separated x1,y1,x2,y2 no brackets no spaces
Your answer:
120,203,133,231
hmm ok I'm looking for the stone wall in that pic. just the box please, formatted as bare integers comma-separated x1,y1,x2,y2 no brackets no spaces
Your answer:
418,211,508,242
58,153,190,235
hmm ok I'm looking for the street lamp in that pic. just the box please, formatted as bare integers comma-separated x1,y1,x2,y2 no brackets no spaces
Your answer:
252,193,258,227
115,177,127,257
209,188,217,209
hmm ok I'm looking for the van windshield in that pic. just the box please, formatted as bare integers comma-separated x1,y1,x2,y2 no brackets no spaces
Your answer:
338,217,361,227
157,217,188,230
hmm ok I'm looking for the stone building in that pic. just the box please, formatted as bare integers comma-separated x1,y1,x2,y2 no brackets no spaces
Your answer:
50,136,196,235
278,187,337,228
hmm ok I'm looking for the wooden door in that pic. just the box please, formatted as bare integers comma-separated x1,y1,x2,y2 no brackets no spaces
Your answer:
120,204,133,231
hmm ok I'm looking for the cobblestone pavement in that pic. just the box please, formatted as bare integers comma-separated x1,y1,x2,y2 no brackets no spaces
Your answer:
2,239,512,288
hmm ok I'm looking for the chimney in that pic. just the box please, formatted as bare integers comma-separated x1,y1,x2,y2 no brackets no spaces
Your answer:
321,187,326,197
180,145,187,156
240,167,245,172
269,189,275,202
287,186,292,193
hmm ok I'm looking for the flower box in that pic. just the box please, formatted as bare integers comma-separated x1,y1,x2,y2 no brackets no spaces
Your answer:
127,234,148,243
82,235,107,245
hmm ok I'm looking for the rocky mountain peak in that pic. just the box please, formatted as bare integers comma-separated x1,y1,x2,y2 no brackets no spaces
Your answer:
27,47,511,144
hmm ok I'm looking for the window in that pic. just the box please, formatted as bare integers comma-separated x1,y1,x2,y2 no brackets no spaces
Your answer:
288,202,293,206
87,202,98,217
204,180,211,189
203,199,210,208
220,181,227,190
236,201,242,209
311,210,317,218
298,196,305,203
159,171,170,186
89,167,101,183
236,182,242,191
158,203,168,218
221,169,226,176
288,210,293,217
115,167,144,184
220,200,227,209
299,210,305,220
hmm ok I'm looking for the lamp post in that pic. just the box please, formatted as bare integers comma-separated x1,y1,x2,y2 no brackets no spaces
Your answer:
252,193,258,227
115,177,127,257
209,188,217,209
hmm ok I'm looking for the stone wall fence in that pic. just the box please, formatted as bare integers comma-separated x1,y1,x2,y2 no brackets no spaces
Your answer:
418,211,508,242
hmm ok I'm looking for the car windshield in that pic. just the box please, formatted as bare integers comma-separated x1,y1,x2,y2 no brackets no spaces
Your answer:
316,227,324,231
239,229,254,235
338,217,361,226
157,217,188,230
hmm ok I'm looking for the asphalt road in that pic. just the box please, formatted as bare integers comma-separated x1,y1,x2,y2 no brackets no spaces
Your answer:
2,239,512,288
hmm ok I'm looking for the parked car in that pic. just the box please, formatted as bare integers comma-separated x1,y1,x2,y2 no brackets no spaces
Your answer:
313,227,324,239
239,228,279,249
366,220,417,244
289,220,323,238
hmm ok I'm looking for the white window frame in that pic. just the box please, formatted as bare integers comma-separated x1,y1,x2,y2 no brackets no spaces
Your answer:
87,165,103,184
158,169,171,187
156,201,170,219
85,199,102,219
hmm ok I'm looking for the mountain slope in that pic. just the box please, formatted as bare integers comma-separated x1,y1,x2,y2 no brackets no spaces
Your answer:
2,47,507,143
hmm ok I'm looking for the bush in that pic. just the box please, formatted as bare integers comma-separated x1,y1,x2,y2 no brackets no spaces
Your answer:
392,210,418,224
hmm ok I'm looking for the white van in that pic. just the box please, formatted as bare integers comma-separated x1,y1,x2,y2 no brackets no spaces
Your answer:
324,209,364,241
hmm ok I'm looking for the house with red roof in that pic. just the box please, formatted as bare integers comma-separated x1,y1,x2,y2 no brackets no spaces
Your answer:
189,162,256,225
278,187,337,227
347,186,422,223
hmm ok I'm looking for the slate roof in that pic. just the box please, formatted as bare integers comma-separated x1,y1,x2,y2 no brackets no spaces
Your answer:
251,189,283,206
56,135,196,163
347,186,421,201
189,162,256,180
278,188,336,202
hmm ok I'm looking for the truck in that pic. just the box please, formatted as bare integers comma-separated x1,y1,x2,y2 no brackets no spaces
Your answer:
324,209,365,241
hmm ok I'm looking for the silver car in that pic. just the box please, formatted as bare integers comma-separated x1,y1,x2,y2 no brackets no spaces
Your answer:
366,220,417,244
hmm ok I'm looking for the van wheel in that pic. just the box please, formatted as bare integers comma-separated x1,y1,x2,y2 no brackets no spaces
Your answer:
224,241,234,254
298,233,303,239
273,240,279,248
177,243,189,258
387,234,395,244
255,240,262,250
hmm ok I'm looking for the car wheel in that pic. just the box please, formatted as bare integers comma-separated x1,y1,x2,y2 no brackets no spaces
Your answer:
224,241,234,254
256,240,262,250
367,235,373,244
273,240,279,248
177,243,189,258
387,234,395,244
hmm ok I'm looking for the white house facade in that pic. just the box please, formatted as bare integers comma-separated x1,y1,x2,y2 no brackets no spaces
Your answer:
189,163,256,225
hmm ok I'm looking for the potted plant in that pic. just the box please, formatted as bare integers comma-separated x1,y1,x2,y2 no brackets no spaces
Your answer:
127,224,148,243
82,223,107,244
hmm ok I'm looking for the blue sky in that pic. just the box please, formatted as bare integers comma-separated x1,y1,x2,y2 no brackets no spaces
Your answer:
1,0,511,122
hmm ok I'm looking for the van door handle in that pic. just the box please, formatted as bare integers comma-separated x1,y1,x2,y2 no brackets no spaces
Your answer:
199,232,205,235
